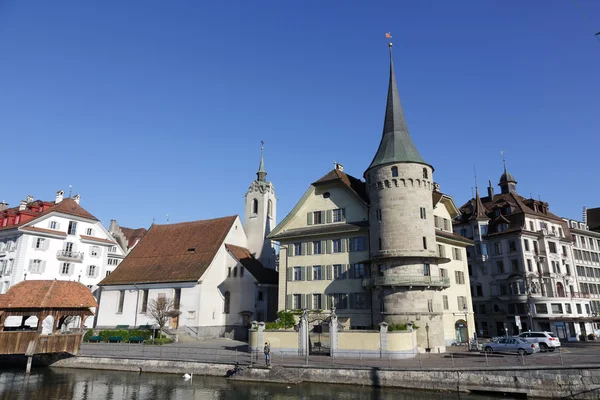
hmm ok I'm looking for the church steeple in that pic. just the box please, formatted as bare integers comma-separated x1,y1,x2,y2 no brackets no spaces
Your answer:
257,141,267,182
366,43,429,172
498,154,517,195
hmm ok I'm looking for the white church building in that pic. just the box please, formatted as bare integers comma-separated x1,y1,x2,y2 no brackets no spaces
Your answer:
96,148,279,339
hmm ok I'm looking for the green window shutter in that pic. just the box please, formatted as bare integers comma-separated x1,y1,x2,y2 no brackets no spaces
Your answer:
307,212,314,225
326,209,333,223
326,265,332,280
287,267,293,281
302,266,307,281
326,240,332,254
349,293,356,309
301,242,307,256
341,238,348,253
307,266,313,281
286,294,292,310
306,294,312,310
307,242,313,255
325,295,332,309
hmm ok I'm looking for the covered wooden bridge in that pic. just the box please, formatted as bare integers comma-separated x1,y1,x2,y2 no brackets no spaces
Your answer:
0,280,97,361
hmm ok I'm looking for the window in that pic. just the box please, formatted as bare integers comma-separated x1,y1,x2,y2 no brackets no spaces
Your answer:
50,221,57,229
188,311,196,319
293,243,302,256
65,242,74,252
438,245,446,258
333,264,344,279
586,304,591,314
313,211,322,224
233,267,238,277
86,228,93,236
460,228,467,237
61,263,71,275
354,293,368,309
332,208,344,222
313,241,322,255
376,209,382,222
252,199,258,215
391,166,398,177
268,199,273,217
481,243,488,256
524,239,530,251
422,167,428,179
420,207,426,219
313,265,323,280
453,248,462,261
240,266,245,277
480,225,488,235
293,266,302,281
496,261,505,274
224,292,230,314
109,246,117,253
576,304,582,314
535,304,548,314
565,303,572,314
35,238,45,249
551,303,563,314
30,259,42,274
457,296,467,310
443,295,449,310
422,237,427,250
141,290,149,313
349,237,365,252
352,263,366,278
423,263,430,276
117,290,125,313
475,285,483,297
87,265,96,277
67,221,77,235
293,294,302,309
106,271,111,277
91,246,99,257
313,294,322,310
257,291,264,301
227,267,232,277
332,239,342,253
108,258,119,266
454,271,465,284
440,268,447,278
509,240,517,252
332,293,348,309
494,242,502,255
549,242,557,254
527,259,533,272
511,259,520,273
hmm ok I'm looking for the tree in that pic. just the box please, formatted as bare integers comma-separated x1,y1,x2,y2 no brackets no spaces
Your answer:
147,297,180,337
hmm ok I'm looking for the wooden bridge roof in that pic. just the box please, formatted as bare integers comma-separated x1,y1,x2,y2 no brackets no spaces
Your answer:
0,280,97,311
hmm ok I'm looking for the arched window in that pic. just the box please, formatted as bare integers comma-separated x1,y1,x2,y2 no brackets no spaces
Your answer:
267,199,272,217
252,199,258,215
224,291,230,314
391,166,398,177
423,168,428,179
556,282,565,298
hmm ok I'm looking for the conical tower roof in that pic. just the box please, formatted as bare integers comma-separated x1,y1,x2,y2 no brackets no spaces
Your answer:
366,44,430,173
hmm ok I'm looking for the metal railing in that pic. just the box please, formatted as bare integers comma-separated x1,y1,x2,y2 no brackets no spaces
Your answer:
363,275,451,288
56,250,84,261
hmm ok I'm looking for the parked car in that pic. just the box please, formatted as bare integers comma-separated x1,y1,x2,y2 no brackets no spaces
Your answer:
483,337,540,355
516,331,561,352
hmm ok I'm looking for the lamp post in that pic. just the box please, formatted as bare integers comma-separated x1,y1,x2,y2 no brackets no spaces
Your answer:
425,322,431,353
463,304,470,350
302,308,309,365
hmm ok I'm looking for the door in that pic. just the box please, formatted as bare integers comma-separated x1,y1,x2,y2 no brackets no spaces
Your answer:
455,320,467,343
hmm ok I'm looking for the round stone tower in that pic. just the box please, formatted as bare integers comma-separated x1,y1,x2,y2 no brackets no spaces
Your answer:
364,43,449,352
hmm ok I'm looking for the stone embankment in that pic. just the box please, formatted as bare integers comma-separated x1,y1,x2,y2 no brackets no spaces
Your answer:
52,356,600,399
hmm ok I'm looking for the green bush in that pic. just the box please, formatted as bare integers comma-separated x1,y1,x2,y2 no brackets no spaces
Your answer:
98,329,152,342
265,311,296,330
388,323,409,332
83,329,94,342
143,337,173,345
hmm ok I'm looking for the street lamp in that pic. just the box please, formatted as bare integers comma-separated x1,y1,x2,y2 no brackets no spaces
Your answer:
425,322,431,353
463,304,470,350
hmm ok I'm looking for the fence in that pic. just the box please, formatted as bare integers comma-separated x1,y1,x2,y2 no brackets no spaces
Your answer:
79,343,600,370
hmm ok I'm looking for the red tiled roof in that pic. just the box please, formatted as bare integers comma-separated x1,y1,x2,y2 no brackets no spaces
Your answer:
225,244,278,284
0,280,97,309
119,227,147,248
20,227,67,237
99,216,237,285
79,235,116,245
0,198,97,232
312,169,368,203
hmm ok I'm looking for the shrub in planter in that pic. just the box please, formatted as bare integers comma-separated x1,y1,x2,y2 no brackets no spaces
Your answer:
588,333,596,341
83,329,94,342
579,334,587,341
143,338,173,345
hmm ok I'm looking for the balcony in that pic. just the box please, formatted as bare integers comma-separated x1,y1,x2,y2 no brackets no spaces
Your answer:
362,275,451,288
56,250,84,262
571,292,590,299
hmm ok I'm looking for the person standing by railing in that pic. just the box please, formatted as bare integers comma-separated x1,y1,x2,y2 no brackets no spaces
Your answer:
264,342,271,366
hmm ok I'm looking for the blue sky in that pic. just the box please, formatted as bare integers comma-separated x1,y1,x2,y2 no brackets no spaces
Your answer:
1,1,599,229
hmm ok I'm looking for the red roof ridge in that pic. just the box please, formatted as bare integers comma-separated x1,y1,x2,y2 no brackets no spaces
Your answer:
152,215,238,228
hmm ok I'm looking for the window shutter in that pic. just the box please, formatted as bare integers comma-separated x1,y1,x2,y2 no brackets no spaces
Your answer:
56,222,61,230
307,267,313,281
326,210,333,223
349,293,356,309
325,295,332,309
326,240,332,254
287,267,293,281
326,265,332,280
41,261,46,274
286,294,293,310
301,242,307,256
306,294,312,310
32,239,37,249
341,238,348,253
302,266,307,281
306,243,313,255
43,239,50,250
307,212,314,225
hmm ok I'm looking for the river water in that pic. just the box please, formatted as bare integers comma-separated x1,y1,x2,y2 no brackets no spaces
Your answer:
0,367,506,400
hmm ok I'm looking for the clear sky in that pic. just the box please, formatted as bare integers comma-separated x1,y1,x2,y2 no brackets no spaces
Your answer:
1,1,599,229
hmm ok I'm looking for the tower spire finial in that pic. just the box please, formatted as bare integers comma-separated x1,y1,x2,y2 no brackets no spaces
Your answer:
501,150,507,173
257,140,267,182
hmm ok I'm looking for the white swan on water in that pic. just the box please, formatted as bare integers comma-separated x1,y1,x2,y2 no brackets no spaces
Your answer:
183,373,193,380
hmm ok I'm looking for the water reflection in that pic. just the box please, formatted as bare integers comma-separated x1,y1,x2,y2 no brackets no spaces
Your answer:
0,367,485,400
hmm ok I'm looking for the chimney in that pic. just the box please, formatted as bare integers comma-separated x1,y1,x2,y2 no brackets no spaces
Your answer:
487,180,494,199
26,195,34,203
19,200,27,211
583,206,588,226
56,190,64,204
0,201,8,211
73,194,81,205
109,219,118,234
335,162,344,172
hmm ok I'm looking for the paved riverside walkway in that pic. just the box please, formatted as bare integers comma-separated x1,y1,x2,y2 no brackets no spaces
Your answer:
78,339,600,370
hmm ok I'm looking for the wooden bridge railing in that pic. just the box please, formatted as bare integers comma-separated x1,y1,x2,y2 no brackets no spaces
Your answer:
0,332,83,355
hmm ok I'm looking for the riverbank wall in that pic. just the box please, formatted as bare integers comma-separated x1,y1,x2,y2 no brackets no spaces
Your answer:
51,356,600,399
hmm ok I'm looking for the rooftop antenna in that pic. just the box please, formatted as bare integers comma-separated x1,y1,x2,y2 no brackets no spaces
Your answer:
68,185,72,198
166,214,170,224
152,217,156,225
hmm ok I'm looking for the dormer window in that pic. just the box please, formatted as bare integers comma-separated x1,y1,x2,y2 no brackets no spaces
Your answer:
422,168,428,179
391,166,398,177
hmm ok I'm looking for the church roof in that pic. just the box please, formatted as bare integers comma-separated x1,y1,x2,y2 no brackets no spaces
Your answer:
366,45,428,172
100,216,237,285
225,244,278,284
